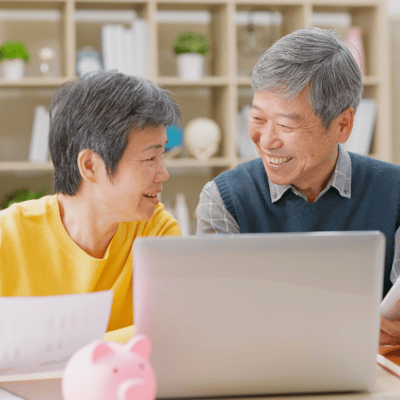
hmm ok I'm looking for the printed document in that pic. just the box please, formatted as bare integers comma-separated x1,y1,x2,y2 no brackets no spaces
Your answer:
0,291,113,376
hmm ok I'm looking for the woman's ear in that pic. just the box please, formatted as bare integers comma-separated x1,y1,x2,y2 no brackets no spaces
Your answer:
77,149,103,184
337,107,355,144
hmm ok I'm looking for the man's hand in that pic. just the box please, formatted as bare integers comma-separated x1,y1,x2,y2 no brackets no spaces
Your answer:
380,299,400,346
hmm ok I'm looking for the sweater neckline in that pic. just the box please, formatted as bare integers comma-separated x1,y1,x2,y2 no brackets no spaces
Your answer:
46,194,128,266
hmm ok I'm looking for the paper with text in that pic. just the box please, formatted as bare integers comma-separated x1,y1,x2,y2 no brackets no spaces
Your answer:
0,291,113,376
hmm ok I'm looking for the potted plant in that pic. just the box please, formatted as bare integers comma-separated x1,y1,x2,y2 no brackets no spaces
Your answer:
173,32,209,80
0,40,30,81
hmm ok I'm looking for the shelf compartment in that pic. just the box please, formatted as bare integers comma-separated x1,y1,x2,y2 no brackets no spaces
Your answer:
74,2,150,79
0,1,70,79
0,88,55,163
157,3,229,78
235,4,305,78
163,85,230,159
311,5,378,77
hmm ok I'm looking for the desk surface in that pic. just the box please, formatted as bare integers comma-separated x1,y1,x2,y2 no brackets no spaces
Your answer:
0,365,399,400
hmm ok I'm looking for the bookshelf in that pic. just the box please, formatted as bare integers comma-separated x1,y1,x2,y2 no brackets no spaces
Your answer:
0,0,391,232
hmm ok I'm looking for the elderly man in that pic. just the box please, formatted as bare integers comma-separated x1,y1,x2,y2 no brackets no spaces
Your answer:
0,71,181,342
196,27,400,348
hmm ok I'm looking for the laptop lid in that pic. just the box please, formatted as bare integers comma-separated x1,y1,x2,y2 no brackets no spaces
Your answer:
134,231,385,398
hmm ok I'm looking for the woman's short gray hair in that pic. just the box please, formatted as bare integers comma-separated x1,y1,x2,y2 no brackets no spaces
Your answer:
49,71,181,196
251,27,363,129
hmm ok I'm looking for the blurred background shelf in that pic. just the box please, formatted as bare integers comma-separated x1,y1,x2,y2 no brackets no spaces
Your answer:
0,162,54,172
0,78,73,87
0,0,390,233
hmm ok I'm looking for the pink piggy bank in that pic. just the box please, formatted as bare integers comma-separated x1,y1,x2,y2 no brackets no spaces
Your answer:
62,334,156,400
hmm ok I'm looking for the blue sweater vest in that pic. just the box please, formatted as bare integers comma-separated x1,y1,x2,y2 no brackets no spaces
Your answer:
214,153,400,297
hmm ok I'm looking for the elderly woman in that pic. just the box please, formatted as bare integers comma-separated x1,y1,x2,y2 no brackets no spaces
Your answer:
0,71,181,342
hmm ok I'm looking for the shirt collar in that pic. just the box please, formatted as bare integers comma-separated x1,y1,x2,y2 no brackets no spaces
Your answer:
268,144,352,203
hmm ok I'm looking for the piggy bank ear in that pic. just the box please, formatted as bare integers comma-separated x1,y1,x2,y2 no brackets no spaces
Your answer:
127,334,151,359
92,342,114,363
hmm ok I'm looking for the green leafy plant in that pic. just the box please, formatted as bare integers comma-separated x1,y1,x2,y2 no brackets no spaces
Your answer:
0,41,30,63
173,32,209,56
0,187,49,210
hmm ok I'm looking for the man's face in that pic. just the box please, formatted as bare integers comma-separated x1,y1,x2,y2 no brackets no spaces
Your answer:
95,126,169,222
248,89,348,195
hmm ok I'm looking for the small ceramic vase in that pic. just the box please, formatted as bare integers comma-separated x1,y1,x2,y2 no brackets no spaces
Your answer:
3,59,25,81
176,53,204,80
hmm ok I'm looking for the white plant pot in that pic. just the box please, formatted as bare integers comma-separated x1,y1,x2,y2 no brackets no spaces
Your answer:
177,53,204,80
3,59,25,81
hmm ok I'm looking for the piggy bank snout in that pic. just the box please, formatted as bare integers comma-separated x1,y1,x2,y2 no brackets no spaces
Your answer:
118,378,152,400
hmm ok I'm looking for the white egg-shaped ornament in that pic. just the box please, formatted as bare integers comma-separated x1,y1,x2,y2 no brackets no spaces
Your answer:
184,118,221,162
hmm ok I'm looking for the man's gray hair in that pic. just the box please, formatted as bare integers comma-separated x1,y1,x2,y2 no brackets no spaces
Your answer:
251,27,363,129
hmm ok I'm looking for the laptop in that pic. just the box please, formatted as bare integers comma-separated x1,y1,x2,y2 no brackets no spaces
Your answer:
133,231,385,398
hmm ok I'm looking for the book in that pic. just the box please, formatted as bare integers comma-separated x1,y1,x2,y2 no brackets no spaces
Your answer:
124,27,135,76
29,106,50,163
102,24,121,72
133,18,149,78
343,98,377,156
114,24,125,73
101,24,114,71
101,20,149,78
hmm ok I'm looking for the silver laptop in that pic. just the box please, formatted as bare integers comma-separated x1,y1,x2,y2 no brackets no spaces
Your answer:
133,231,385,398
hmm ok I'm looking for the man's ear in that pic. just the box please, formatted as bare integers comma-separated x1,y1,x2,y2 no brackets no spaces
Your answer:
336,107,354,144
77,149,103,184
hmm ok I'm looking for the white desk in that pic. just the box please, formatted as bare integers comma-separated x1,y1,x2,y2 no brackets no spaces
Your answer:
0,365,399,400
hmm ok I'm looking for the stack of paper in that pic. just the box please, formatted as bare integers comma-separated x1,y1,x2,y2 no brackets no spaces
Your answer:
29,106,50,163
101,19,149,78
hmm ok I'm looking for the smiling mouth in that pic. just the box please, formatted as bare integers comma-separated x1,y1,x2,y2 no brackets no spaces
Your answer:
266,156,292,165
143,193,158,199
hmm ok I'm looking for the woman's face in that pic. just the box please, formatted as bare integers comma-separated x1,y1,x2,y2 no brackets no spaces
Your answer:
94,126,169,222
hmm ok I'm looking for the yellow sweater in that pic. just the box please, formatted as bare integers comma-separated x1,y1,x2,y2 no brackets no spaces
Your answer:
0,195,181,342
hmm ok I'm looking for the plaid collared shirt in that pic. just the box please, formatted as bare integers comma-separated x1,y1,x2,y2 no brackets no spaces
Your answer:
196,145,400,284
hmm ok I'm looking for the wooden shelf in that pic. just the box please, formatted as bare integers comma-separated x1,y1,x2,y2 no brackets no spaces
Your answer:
0,159,234,173
157,77,230,87
0,0,391,198
236,76,252,86
0,162,53,172
0,75,379,89
0,77,74,88
363,76,381,86
0,159,237,172
165,157,233,168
